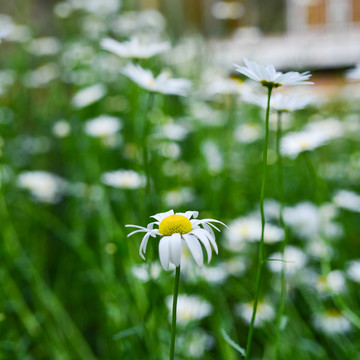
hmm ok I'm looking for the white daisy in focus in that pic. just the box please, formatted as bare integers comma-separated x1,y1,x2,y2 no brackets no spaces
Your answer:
101,37,170,59
346,64,360,81
333,189,360,213
120,63,191,96
101,169,145,189
313,309,351,334
346,260,360,283
280,130,328,158
267,246,307,276
166,294,213,325
72,84,106,108
126,210,225,270
84,115,122,137
234,58,313,88
235,299,275,327
18,170,67,203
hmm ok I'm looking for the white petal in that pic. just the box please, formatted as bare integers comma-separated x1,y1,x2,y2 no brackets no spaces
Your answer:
169,233,182,267
139,232,152,260
159,236,171,270
199,226,218,254
183,234,204,267
151,210,174,222
191,229,212,264
176,210,198,219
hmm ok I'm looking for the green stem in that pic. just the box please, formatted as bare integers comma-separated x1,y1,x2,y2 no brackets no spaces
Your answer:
245,85,273,360
274,111,288,359
170,266,181,360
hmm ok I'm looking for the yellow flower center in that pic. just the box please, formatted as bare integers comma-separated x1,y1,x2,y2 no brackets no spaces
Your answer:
159,214,192,236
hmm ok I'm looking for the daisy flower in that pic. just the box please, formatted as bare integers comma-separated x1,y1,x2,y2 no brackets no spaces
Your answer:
120,63,191,96
101,36,170,59
126,210,225,270
234,58,313,88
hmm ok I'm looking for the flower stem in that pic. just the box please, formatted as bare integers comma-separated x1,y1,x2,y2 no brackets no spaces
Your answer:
274,111,288,359
170,266,181,360
245,85,273,360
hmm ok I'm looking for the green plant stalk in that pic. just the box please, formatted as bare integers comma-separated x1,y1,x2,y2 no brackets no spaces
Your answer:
274,111,288,359
245,85,273,360
170,266,181,360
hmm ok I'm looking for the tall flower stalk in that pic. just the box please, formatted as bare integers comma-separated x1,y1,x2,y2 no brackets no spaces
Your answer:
274,110,288,359
170,266,181,360
234,58,313,359
244,85,273,359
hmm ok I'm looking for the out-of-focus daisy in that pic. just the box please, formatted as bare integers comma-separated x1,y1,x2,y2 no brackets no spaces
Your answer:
18,171,67,204
201,140,223,174
120,63,191,96
166,294,213,325
346,63,360,81
234,58,313,88
84,115,122,138
267,246,307,276
101,169,145,189
211,1,245,20
333,189,360,213
0,28,10,42
101,37,170,59
235,299,275,327
23,63,60,88
131,262,162,282
52,120,71,138
163,188,195,208
177,329,214,358
26,37,61,56
198,264,228,284
225,215,284,251
313,309,351,334
304,118,344,140
346,260,360,283
72,83,106,108
235,122,262,143
306,270,346,296
284,202,320,238
280,130,328,158
126,210,225,270
154,122,189,141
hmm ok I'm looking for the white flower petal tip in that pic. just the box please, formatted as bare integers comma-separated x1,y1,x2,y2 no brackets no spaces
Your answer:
233,59,313,87
126,210,225,270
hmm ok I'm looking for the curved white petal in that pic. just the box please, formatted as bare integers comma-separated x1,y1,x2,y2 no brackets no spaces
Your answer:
151,210,174,222
176,210,198,219
182,234,204,267
159,236,171,270
199,227,218,254
191,228,212,264
139,232,152,260
127,229,149,238
169,233,182,267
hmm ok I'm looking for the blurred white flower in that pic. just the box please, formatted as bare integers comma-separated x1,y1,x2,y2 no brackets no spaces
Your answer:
163,187,195,208
101,37,170,59
306,270,346,296
177,329,214,358
84,115,122,137
131,262,162,282
234,58,313,87
18,171,67,203
313,309,351,334
126,210,225,270
155,122,189,141
166,294,213,325
198,264,228,284
280,130,328,158
333,189,360,212
212,1,245,20
101,170,145,189
304,118,344,140
201,140,223,174
346,260,360,283
346,64,360,81
27,37,61,56
70,0,121,15
235,122,262,143
72,83,106,108
267,246,307,276
225,216,284,251
120,63,191,96
284,202,319,238
52,120,71,138
23,63,60,88
235,299,275,327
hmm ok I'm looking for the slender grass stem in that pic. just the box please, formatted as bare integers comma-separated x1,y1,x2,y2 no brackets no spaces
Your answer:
245,85,273,360
170,266,181,360
274,111,288,359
